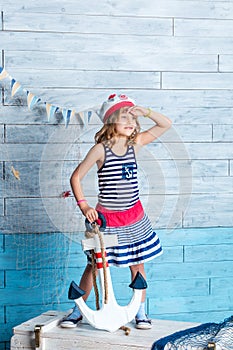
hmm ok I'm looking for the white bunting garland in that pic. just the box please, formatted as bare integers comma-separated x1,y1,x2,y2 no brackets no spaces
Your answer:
0,66,96,127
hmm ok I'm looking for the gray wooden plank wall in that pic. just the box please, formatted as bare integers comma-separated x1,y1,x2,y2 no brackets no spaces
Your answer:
0,1,233,232
0,0,233,348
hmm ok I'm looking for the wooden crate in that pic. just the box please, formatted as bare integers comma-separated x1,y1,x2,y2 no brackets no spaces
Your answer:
11,310,198,350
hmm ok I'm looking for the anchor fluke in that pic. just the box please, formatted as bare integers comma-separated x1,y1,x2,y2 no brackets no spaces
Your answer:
68,280,86,300
129,271,147,290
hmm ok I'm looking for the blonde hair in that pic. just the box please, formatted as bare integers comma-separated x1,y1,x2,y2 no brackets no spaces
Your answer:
95,109,140,146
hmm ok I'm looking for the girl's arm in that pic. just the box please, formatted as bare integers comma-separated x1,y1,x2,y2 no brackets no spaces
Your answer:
129,106,172,146
70,143,104,223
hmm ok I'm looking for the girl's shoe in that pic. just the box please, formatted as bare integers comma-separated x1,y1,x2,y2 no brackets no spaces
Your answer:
60,314,83,328
135,316,152,329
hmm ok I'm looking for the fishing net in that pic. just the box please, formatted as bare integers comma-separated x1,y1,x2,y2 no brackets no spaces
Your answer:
152,315,233,350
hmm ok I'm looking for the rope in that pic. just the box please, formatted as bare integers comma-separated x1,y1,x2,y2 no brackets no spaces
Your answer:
120,326,131,336
90,249,100,310
93,223,108,304
85,222,108,306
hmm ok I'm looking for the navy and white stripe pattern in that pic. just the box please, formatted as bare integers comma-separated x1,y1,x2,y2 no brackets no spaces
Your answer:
105,214,163,268
86,143,164,267
97,145,139,210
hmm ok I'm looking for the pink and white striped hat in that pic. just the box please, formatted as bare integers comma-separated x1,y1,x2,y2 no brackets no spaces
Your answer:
99,93,135,123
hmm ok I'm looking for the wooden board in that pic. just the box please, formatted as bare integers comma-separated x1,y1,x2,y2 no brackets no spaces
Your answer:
11,310,199,350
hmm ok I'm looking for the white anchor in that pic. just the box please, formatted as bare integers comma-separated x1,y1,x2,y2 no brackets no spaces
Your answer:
68,213,147,333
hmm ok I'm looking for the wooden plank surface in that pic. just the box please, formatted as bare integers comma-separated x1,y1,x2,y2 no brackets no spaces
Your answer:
162,72,233,89
11,310,199,350
6,51,218,72
0,125,4,143
4,12,173,35
2,31,233,54
2,0,233,19
220,54,233,71
6,70,161,89
175,18,233,37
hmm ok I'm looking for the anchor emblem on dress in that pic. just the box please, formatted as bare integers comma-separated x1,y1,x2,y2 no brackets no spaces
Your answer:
68,212,147,333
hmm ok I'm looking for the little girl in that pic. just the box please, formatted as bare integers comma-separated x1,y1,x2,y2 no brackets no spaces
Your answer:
60,93,172,329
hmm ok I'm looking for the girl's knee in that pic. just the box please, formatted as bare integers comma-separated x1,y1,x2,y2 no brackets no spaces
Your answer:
131,263,144,270
130,264,145,276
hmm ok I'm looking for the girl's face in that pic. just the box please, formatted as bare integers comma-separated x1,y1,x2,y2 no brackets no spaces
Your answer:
115,107,137,137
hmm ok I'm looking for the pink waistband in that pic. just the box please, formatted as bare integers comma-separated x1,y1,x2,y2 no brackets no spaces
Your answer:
96,200,144,227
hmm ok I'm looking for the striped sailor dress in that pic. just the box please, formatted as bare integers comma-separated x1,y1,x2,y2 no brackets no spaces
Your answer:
90,143,163,268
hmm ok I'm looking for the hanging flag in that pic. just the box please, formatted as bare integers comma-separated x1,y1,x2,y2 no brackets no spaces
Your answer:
62,108,75,128
76,111,85,126
77,109,92,126
0,67,9,80
87,110,92,123
45,103,59,121
91,105,102,123
27,91,41,110
11,79,22,97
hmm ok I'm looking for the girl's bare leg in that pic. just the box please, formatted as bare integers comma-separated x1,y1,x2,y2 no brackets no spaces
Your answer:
79,263,96,302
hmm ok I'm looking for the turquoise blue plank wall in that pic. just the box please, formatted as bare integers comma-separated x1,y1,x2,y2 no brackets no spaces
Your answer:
1,228,233,344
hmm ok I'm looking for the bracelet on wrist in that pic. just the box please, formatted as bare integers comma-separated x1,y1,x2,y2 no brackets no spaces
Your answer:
144,108,152,118
77,199,87,206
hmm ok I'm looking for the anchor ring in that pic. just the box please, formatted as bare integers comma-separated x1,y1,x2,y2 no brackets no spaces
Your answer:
85,211,106,232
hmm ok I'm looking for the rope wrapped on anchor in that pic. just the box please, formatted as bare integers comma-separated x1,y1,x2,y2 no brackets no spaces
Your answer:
85,222,109,306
